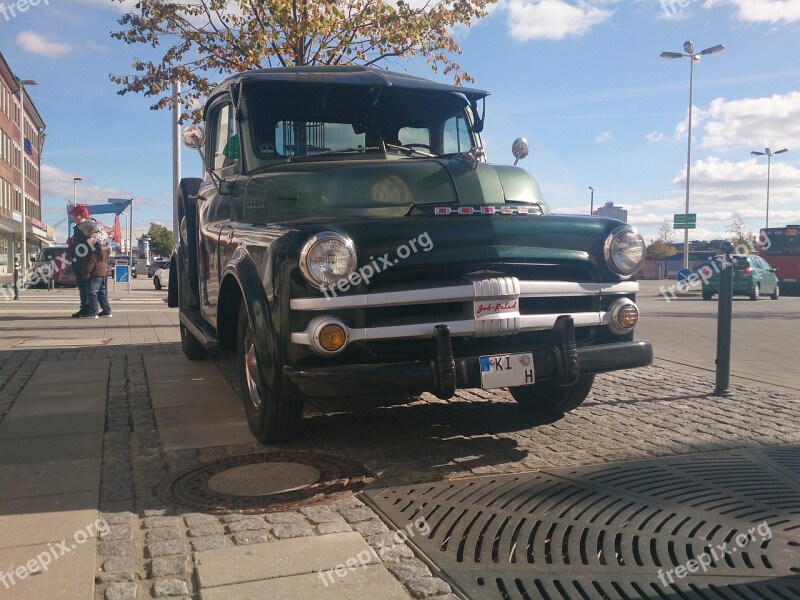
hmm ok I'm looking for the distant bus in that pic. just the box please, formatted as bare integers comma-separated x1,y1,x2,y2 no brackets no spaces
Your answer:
759,225,800,287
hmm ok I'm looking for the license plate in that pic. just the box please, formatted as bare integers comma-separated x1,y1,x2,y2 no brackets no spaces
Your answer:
479,352,535,389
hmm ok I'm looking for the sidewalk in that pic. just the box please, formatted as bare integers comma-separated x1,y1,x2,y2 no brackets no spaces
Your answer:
0,286,798,599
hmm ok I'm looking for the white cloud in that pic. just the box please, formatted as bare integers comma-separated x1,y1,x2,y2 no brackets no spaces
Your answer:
16,31,71,58
698,92,800,150
645,131,667,143
505,0,615,41
595,131,613,143
704,0,800,24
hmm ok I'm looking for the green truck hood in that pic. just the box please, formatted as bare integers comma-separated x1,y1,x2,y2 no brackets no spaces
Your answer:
243,158,547,221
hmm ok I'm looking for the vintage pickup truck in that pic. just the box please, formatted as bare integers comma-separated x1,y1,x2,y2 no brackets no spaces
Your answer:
170,65,652,443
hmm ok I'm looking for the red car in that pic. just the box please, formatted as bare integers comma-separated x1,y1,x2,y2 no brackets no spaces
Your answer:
28,246,78,288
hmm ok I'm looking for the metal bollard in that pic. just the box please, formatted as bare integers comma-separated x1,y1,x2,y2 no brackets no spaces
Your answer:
12,255,20,301
714,241,734,395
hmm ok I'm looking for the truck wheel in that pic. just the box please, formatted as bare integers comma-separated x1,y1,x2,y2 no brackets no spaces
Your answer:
176,178,203,309
180,323,208,361
509,375,595,416
167,261,178,308
749,284,760,301
702,291,713,301
237,301,303,443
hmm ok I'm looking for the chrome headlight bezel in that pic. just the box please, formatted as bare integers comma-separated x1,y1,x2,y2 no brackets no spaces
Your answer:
604,226,646,279
299,232,357,289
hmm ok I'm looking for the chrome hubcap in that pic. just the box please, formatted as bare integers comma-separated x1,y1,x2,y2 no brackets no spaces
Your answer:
244,328,262,410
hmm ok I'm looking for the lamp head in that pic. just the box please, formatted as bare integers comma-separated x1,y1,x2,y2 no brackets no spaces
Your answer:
700,44,725,55
683,41,694,54
660,51,683,60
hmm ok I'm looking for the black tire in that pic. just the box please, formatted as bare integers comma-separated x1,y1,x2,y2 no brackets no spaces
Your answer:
180,323,209,361
770,283,780,300
176,178,203,309
237,300,303,443
154,276,162,291
702,291,714,301
509,375,595,416
167,260,179,308
749,284,760,301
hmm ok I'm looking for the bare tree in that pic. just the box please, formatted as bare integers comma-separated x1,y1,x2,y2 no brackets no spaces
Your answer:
726,215,757,253
647,220,677,278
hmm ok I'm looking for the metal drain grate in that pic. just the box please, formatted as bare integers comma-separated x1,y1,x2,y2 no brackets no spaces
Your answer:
364,445,800,599
159,452,372,514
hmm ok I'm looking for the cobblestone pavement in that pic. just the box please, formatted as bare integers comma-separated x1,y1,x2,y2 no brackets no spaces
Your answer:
1,342,798,600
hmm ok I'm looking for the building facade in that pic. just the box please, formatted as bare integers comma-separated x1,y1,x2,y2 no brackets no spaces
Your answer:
593,201,628,222
0,52,47,276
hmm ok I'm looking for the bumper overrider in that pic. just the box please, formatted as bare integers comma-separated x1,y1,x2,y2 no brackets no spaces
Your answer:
284,277,653,399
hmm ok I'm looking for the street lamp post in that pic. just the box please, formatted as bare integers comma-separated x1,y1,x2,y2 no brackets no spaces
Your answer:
751,147,788,229
72,177,82,237
589,186,596,215
661,41,724,269
14,78,38,283
72,177,82,205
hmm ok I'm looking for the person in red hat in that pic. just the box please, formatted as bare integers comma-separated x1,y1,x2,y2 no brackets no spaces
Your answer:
67,205,91,317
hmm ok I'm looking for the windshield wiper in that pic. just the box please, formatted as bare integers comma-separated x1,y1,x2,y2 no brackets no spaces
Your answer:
385,144,437,158
286,147,383,163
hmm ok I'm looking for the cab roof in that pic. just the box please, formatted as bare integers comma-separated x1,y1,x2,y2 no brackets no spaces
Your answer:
205,65,489,119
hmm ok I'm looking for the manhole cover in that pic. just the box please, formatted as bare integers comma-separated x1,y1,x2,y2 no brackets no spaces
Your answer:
159,452,372,514
364,444,800,599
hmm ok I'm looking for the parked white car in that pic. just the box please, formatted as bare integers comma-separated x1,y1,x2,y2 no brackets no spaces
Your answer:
153,267,169,291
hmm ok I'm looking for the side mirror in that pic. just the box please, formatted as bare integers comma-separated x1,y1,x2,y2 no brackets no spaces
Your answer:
512,137,529,166
182,124,206,149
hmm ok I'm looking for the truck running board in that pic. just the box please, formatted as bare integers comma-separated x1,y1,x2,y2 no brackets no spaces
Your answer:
179,310,220,352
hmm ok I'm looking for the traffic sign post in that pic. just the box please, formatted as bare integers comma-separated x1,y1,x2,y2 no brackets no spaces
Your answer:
673,213,697,230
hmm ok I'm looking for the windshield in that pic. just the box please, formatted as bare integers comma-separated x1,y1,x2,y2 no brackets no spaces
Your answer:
37,248,64,262
762,227,800,255
247,83,475,162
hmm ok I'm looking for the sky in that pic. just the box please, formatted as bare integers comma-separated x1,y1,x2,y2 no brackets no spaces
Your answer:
1,0,799,244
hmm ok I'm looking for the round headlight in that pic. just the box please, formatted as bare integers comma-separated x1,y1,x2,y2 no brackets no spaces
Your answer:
299,232,357,288
604,227,645,277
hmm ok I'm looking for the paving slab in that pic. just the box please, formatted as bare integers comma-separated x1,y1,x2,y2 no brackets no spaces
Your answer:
195,532,379,588
6,393,107,418
0,433,104,466
200,564,411,600
11,338,112,349
148,378,241,409
0,458,101,500
19,377,108,396
0,411,106,440
0,537,96,599
143,354,211,378
0,491,99,549
26,365,110,386
157,419,252,451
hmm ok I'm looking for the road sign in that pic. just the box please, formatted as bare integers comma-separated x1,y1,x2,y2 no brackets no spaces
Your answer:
673,213,697,229
114,264,130,283
677,268,693,284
